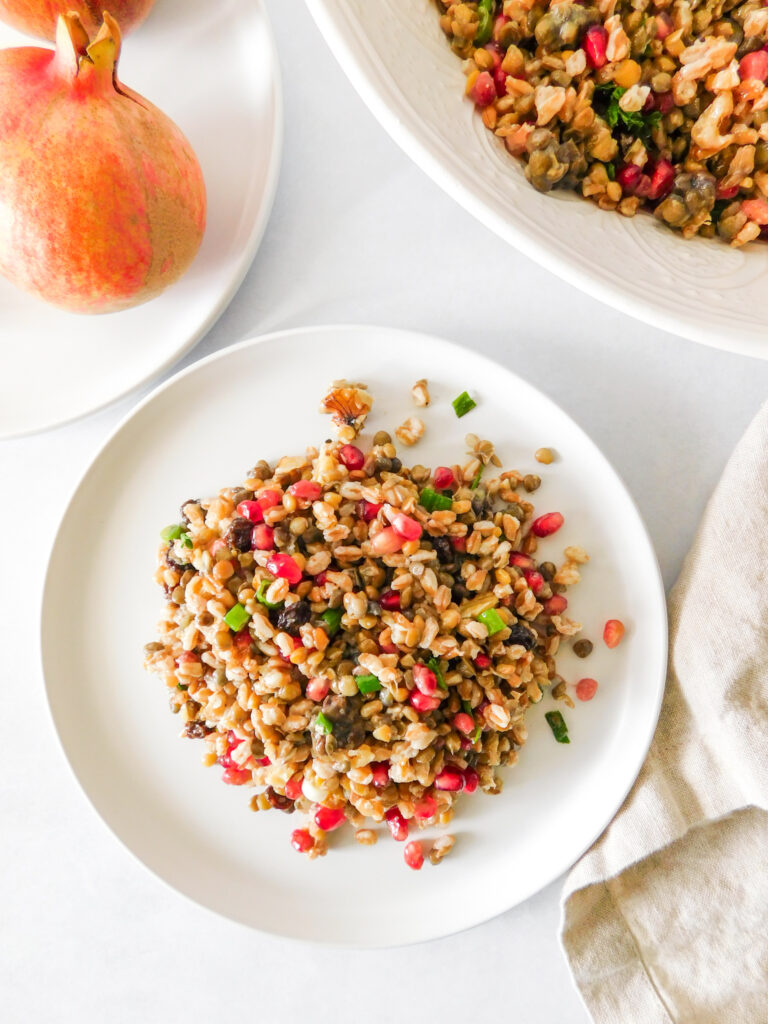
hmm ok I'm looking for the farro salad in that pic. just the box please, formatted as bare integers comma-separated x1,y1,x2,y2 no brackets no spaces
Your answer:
144,381,619,869
436,0,768,246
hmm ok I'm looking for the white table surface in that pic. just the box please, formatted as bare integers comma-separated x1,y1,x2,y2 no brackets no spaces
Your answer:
2,3,768,1021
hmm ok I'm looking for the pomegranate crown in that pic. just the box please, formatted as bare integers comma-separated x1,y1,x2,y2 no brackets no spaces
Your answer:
55,10,123,79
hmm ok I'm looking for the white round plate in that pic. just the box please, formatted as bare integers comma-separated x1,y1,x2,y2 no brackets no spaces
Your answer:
307,0,768,360
42,325,667,946
0,0,281,439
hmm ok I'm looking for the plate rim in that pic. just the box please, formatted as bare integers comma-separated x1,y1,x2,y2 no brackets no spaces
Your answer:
305,0,767,362
39,323,669,946
0,0,284,441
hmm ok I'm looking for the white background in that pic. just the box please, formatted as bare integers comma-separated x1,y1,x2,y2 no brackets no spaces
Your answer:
3,3,768,1021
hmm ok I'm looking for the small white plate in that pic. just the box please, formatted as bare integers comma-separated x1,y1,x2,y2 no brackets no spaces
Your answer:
41,325,667,946
307,0,768,359
0,0,281,439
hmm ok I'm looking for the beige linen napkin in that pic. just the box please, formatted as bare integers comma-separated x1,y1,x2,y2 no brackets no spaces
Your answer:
561,404,768,1024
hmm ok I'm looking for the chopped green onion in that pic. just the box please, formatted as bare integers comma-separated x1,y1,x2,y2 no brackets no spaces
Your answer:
256,579,282,610
321,607,343,636
176,683,188,691
161,523,184,542
475,4,493,44
462,698,473,716
477,608,506,636
355,674,382,694
472,724,482,743
316,711,333,734
224,603,250,633
180,532,193,548
452,391,477,418
605,161,616,181
470,466,484,490
545,710,570,744
420,487,453,513
428,657,448,691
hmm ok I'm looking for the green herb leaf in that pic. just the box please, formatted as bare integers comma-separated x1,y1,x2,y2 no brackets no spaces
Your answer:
224,603,250,633
472,724,483,743
596,84,660,139
470,465,484,490
605,161,616,181
475,4,493,45
160,524,184,542
452,391,477,418
256,578,283,610
316,711,333,734
477,608,506,636
420,487,453,513
321,607,343,636
176,683,188,691
355,673,382,694
428,657,448,691
180,532,193,549
545,710,570,744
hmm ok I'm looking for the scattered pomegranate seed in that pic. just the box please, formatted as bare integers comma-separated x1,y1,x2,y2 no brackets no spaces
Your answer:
379,640,399,654
404,841,424,870
716,183,740,200
392,513,422,541
463,766,479,793
433,466,455,490
474,653,491,669
289,479,322,502
285,775,304,801
217,731,243,770
413,663,438,695
290,829,314,853
576,677,599,701
434,765,465,792
177,651,199,665
451,536,467,552
379,589,401,611
339,444,365,471
603,619,626,648
266,552,302,584
616,163,642,194
647,159,675,201
237,500,263,523
655,91,674,114
453,712,475,735
257,488,282,510
524,569,545,595
543,594,568,616
655,11,674,38
583,24,608,68
252,523,275,550
509,551,536,570
413,794,437,819
370,761,390,788
256,756,271,766
471,70,496,106
233,629,251,651
459,737,472,750
385,806,409,842
358,499,382,522
306,677,330,702
314,571,328,586
493,65,509,97
371,526,405,554
410,690,442,713
531,512,564,537
222,767,251,785
739,49,768,82
314,806,346,832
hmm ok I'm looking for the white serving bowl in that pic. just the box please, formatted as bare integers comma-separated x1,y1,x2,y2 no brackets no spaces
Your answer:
307,0,768,358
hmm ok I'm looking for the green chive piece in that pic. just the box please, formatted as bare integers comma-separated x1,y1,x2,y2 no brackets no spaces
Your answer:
316,711,333,735
176,683,188,691
224,603,250,633
180,532,193,549
477,608,506,636
428,657,448,691
452,391,477,418
321,607,343,636
420,487,453,513
475,4,493,44
161,524,184,542
355,674,382,694
470,466,484,490
462,698,473,716
256,579,282,610
472,724,483,742
545,710,570,744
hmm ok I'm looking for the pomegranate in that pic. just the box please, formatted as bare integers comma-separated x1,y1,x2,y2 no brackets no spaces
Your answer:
0,0,154,39
0,13,206,313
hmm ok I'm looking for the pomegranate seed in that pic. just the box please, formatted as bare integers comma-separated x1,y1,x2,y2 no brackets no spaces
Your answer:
379,589,401,611
339,444,365,471
655,11,673,38
306,677,330,701
371,527,405,554
739,49,768,82
410,690,442,713
493,65,509,97
474,653,491,669
289,479,322,502
616,163,642,194
433,466,455,490
314,571,327,586
358,499,382,522
413,794,437,819
413,663,438,695
257,488,282,509
531,512,564,537
647,159,675,201
257,756,271,766
463,766,479,793
370,761,390,788
576,677,599,701
543,594,568,616
524,569,545,595
385,806,409,842
642,91,656,113
451,536,467,552
460,737,472,750
252,523,275,550
603,619,626,648
470,70,496,107
234,629,251,651
583,24,607,68
392,513,422,541
453,712,475,735
716,183,740,200
237,500,263,523
285,775,304,800
509,551,536,570
222,767,251,785
379,640,399,654
290,828,314,853
177,651,199,665
217,731,243,770
266,552,302,585
314,806,346,832
634,173,653,198
404,841,424,870
656,91,674,114
434,766,464,792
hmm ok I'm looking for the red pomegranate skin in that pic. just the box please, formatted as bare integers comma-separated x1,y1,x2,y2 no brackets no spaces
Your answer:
0,14,207,314
0,0,155,40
